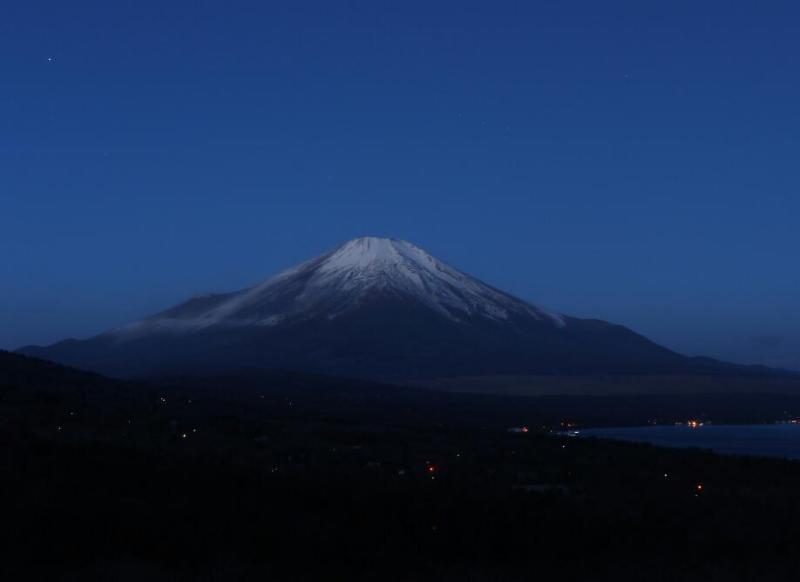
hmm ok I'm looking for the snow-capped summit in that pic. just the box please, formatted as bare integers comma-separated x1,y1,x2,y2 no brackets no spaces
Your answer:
112,237,564,337
308,237,563,324
20,237,702,380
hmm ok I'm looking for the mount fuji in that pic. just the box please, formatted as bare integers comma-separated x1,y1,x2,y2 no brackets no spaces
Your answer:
19,237,737,380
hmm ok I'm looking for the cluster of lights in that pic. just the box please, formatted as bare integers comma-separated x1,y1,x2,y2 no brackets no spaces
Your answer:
426,461,438,480
180,429,199,439
507,426,529,434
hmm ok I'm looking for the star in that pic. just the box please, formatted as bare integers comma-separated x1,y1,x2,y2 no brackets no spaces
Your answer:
47,57,54,63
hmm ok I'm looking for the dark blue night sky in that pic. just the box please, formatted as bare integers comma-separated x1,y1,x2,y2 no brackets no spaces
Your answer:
2,1,799,369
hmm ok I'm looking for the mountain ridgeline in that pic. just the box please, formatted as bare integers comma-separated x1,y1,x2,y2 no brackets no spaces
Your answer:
19,237,752,380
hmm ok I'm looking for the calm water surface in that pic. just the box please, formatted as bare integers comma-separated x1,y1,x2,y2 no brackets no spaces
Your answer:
581,424,800,460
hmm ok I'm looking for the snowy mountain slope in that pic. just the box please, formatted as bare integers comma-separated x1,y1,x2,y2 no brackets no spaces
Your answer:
111,237,564,338
19,237,736,380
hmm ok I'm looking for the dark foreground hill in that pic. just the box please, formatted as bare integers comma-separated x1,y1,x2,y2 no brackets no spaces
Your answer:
6,353,800,580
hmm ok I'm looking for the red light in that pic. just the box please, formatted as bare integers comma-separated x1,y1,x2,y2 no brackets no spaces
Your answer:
427,465,437,473
522,427,529,433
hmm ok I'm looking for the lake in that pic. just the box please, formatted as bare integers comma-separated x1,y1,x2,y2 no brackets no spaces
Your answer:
580,424,800,460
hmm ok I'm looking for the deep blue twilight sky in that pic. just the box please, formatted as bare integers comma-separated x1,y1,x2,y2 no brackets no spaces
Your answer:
2,1,799,369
